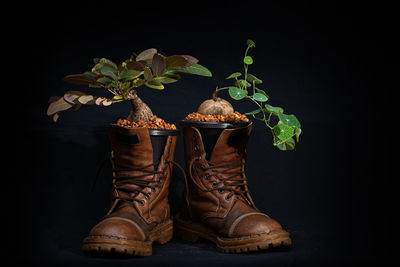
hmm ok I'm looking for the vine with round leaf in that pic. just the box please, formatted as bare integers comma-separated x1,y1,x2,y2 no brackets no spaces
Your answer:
215,40,301,151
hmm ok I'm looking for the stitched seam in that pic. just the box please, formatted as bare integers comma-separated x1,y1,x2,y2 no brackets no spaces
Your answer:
88,234,128,241
96,217,146,240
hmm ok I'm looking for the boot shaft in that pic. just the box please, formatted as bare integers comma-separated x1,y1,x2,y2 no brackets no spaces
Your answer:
180,122,256,220
108,124,178,223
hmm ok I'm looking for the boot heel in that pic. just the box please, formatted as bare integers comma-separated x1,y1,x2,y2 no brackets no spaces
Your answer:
175,215,218,243
174,215,201,242
150,219,173,244
175,226,200,242
156,225,173,244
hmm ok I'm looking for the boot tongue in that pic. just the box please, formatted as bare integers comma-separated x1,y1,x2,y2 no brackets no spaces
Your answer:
109,125,155,201
209,124,252,192
210,125,251,165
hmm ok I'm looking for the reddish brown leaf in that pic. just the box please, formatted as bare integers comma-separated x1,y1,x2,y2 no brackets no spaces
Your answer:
165,55,188,70
136,48,157,61
126,60,145,71
47,97,73,115
152,53,166,76
63,74,94,85
182,55,199,67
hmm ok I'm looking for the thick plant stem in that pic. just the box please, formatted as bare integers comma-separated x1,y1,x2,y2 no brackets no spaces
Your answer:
126,90,154,122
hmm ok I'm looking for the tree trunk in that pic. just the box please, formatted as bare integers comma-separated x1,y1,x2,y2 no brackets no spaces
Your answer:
126,90,154,122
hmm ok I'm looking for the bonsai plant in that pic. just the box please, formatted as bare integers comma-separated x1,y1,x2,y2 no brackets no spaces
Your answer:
47,48,212,126
183,39,301,150
46,48,213,256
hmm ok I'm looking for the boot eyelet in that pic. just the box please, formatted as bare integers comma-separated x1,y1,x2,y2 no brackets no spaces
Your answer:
152,187,157,192
225,195,231,201
145,194,151,199
139,200,145,206
218,189,224,194
211,182,217,187
204,175,210,180
158,178,163,184
194,145,199,151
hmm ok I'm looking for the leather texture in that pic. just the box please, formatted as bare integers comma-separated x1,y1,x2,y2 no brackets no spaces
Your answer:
87,125,177,241
180,123,283,238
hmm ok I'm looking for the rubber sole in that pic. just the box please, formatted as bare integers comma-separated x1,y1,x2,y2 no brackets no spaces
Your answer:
174,214,291,253
82,219,173,256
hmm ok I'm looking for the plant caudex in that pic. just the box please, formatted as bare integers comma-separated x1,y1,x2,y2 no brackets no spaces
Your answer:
212,39,301,151
47,48,212,122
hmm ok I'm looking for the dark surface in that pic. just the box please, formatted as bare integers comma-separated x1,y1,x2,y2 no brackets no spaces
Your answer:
7,2,394,266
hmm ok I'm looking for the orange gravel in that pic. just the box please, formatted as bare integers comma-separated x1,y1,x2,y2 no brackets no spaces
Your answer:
184,112,249,123
117,115,177,130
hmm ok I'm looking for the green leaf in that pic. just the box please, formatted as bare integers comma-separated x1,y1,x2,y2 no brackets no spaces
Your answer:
96,76,113,85
277,111,301,128
119,69,142,81
247,39,256,48
99,65,117,80
145,80,164,90
132,78,145,87
244,56,253,65
294,126,302,142
235,79,251,88
92,58,118,72
83,71,97,80
273,121,295,141
265,104,284,115
98,58,118,70
252,93,268,102
228,87,247,100
143,66,153,81
274,136,295,151
152,53,166,76
226,72,242,79
246,73,262,84
255,88,269,98
158,73,181,84
112,95,124,101
120,82,131,94
244,109,262,115
178,64,212,77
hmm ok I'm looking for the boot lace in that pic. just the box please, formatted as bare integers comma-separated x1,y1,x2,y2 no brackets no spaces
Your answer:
112,162,163,205
94,158,187,213
189,157,251,203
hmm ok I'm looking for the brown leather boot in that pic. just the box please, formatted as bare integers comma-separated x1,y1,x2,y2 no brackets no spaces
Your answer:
175,122,291,253
82,125,178,256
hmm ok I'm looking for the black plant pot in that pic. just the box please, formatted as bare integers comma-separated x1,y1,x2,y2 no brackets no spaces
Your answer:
179,120,250,161
112,125,179,169
148,129,179,167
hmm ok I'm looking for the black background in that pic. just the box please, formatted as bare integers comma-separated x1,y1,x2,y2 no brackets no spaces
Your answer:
7,1,394,266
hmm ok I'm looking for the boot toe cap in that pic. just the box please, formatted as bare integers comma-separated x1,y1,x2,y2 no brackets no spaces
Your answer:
89,217,146,241
229,212,283,238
